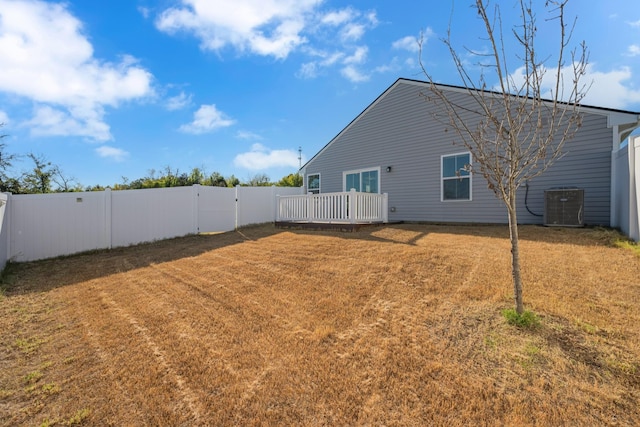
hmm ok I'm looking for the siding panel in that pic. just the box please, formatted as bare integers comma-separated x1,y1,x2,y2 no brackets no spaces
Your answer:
306,80,616,225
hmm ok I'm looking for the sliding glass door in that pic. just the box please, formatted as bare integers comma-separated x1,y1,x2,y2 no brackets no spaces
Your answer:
344,168,379,193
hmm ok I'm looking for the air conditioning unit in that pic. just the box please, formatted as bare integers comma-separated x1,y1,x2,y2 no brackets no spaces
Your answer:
544,188,584,227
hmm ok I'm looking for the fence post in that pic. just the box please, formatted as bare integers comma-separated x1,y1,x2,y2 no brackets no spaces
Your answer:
271,186,276,223
235,185,239,230
2,193,11,267
350,188,357,224
276,195,281,221
192,184,200,234
382,193,388,223
105,188,112,249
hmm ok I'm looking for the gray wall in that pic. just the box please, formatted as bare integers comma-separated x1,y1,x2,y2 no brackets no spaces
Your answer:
305,80,615,226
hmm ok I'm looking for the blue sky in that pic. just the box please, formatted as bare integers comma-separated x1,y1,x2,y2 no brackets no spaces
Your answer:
0,0,639,188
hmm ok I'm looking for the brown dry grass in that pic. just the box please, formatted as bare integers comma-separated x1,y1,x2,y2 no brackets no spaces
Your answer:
0,224,639,426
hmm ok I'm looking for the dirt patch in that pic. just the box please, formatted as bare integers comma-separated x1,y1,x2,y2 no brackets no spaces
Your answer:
1,224,639,426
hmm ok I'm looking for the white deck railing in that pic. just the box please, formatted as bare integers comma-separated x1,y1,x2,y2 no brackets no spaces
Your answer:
276,189,388,224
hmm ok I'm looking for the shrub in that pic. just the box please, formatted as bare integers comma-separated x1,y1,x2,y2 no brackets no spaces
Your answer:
501,308,540,328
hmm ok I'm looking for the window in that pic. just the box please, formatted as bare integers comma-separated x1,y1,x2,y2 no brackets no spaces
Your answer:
307,173,320,194
442,152,471,201
343,168,379,193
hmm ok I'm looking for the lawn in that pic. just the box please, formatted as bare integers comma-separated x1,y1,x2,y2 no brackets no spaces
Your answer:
0,224,639,426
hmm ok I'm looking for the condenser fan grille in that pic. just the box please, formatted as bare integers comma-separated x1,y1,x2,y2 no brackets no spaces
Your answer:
544,188,584,227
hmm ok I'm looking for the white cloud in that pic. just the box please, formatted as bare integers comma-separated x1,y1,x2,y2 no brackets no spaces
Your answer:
155,1,379,82
166,91,192,110
505,63,640,110
374,57,401,74
234,143,299,170
296,48,346,78
179,104,235,134
327,9,376,42
627,44,640,57
0,0,154,141
392,36,420,53
297,62,319,79
0,110,9,125
96,145,129,162
628,19,640,28
404,57,417,68
393,28,432,54
156,0,321,59
300,45,370,83
340,46,369,82
340,23,365,41
236,130,263,140
341,65,370,83
138,6,150,19
321,9,354,26
343,46,368,65
580,65,640,109
24,105,111,140
364,11,378,27
321,52,345,66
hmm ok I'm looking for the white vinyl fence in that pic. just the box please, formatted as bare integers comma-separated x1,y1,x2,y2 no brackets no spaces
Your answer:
614,135,640,242
0,185,302,265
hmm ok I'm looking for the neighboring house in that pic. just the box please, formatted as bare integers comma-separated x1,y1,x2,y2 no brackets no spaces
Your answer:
300,78,640,235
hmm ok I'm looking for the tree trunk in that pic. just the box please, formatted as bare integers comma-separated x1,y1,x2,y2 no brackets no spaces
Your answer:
507,195,524,315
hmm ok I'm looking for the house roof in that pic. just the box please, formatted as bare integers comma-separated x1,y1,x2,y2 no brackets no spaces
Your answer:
301,77,640,172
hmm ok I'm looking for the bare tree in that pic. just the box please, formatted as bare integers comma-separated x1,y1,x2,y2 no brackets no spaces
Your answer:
51,165,80,192
247,173,271,186
420,0,589,315
0,124,19,191
0,124,11,169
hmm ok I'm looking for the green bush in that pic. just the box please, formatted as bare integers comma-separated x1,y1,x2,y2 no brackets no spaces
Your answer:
501,308,540,328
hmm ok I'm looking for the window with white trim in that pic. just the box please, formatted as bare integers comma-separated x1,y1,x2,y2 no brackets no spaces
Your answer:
307,173,320,194
441,152,471,201
343,167,379,193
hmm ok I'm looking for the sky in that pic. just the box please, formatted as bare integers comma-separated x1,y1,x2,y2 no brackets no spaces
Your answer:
0,0,639,188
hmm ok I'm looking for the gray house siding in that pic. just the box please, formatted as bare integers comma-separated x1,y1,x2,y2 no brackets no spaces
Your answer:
304,79,630,226
522,114,613,225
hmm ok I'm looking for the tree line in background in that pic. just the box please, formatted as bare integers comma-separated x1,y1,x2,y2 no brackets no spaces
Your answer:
0,126,302,194
84,167,302,192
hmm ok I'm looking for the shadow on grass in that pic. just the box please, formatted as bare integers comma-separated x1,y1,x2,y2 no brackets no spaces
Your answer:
538,314,640,388
1,224,284,296
2,222,628,296
285,222,626,248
